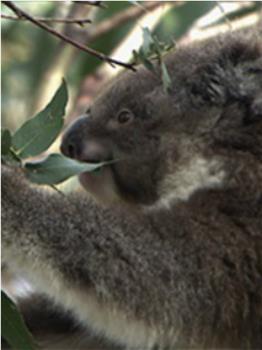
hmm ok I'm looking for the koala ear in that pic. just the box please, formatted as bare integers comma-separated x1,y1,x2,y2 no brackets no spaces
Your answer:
210,57,262,155
242,69,262,125
189,34,262,108
239,57,262,125
189,63,227,107
249,94,262,124
220,36,260,67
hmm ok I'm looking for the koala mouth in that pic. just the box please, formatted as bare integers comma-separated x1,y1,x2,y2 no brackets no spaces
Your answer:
79,164,121,205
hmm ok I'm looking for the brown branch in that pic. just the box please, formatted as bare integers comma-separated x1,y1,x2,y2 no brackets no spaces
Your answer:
2,1,135,71
215,1,233,30
88,1,183,42
1,13,92,25
73,1,107,8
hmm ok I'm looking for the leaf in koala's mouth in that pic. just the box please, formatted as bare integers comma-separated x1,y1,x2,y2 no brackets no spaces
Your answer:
92,167,102,174
24,153,108,185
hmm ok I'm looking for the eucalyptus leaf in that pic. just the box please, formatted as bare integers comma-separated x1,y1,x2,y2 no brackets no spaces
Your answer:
153,36,164,58
141,57,156,73
161,61,172,93
1,129,21,165
1,129,12,155
141,27,154,55
12,79,68,159
2,291,36,350
133,50,155,73
25,153,109,185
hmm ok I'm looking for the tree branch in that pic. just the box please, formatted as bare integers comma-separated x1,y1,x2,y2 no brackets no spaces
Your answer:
2,1,135,71
88,1,183,42
215,1,233,30
1,13,92,25
73,1,106,8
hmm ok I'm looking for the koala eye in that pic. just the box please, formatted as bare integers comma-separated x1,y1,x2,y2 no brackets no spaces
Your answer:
117,109,134,125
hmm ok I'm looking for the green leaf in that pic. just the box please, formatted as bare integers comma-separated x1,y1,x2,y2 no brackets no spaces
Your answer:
1,129,12,155
12,79,68,159
25,153,110,185
133,50,156,73
153,36,164,58
141,57,156,73
2,291,36,350
161,61,172,93
141,27,154,55
1,129,21,165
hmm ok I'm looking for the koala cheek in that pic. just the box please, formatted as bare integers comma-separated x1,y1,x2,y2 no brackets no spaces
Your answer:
79,167,121,205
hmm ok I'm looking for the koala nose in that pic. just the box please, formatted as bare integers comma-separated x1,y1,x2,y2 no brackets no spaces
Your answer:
61,116,111,163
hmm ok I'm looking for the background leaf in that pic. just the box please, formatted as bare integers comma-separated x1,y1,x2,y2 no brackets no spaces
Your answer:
1,129,12,155
132,50,155,73
1,129,21,165
141,27,154,55
25,153,109,185
12,80,68,159
2,291,36,350
133,27,174,92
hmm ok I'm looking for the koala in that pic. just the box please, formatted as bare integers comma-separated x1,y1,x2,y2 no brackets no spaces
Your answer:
2,24,262,349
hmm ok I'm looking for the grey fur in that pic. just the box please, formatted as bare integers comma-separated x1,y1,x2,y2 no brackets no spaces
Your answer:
2,25,262,349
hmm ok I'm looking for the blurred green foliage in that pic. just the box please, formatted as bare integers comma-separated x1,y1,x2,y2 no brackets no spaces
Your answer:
154,1,214,40
4,1,259,132
2,290,36,350
2,1,220,132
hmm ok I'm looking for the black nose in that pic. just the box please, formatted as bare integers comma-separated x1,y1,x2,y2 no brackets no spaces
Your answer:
61,116,111,163
61,116,87,160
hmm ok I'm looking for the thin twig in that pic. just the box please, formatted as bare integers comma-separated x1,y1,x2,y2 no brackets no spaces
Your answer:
50,184,67,197
73,1,107,8
1,13,92,25
215,1,233,30
88,1,182,42
2,1,136,71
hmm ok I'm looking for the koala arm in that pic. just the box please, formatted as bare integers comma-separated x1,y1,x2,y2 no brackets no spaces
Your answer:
2,163,262,349
2,165,176,348
6,163,228,350
2,165,146,284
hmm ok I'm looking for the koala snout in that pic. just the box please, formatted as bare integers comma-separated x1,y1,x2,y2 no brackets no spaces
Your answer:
61,117,111,163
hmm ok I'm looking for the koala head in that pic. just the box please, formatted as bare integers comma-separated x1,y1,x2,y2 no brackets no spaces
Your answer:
61,28,262,209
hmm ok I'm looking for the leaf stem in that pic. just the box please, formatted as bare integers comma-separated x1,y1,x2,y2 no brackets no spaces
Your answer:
1,13,92,25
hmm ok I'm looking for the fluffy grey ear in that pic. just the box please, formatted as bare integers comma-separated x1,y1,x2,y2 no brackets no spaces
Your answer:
239,58,262,124
210,53,262,154
189,35,262,111
250,93,262,123
189,63,228,106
